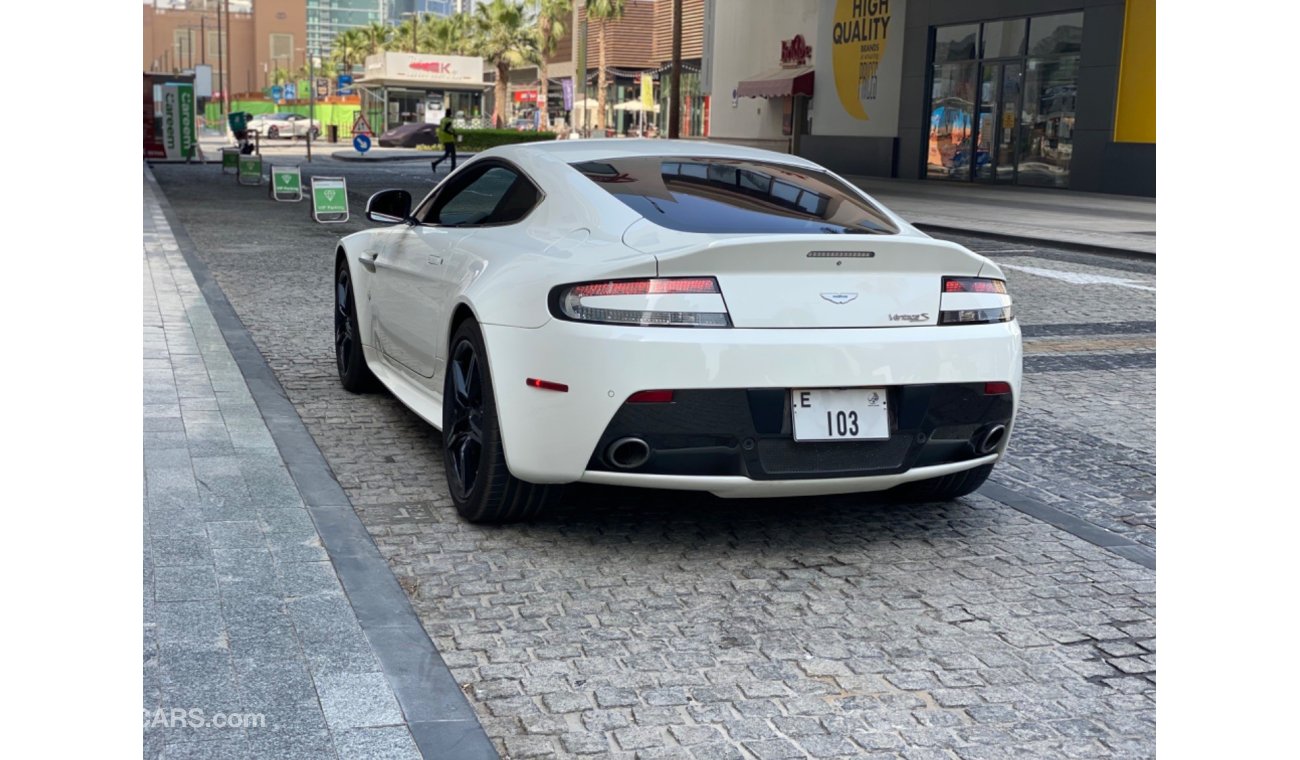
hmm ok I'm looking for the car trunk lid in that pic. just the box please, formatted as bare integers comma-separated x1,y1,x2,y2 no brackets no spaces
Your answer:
624,222,983,328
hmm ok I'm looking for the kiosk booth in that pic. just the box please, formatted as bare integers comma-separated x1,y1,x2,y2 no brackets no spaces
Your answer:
356,53,489,133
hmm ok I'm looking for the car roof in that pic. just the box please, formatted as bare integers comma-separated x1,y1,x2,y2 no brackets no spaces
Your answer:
485,138,822,170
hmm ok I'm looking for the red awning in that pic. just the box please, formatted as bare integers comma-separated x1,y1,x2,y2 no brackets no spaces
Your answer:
735,65,815,99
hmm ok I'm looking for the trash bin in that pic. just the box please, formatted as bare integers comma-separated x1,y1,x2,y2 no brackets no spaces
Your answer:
328,125,339,143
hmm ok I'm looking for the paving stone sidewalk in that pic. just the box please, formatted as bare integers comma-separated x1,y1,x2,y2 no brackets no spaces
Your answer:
143,171,422,760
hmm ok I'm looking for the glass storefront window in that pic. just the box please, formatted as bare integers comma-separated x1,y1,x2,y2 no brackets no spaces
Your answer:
927,63,978,180
934,24,978,62
926,12,1083,189
981,18,1026,58
1017,55,1079,188
1028,12,1083,56
445,91,481,121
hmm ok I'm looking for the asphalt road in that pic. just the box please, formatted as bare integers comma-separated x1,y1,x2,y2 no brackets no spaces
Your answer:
151,157,1155,760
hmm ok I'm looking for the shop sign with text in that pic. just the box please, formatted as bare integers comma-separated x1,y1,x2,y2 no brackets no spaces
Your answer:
782,35,813,67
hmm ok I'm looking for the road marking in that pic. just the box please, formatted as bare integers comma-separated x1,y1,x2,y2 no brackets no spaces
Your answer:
979,482,1155,570
1002,263,1156,291
1022,336,1156,353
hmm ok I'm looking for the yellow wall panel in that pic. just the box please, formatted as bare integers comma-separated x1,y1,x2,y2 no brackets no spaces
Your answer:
1114,0,1155,143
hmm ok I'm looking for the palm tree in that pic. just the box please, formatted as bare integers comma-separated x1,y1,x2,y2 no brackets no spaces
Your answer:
394,16,421,53
428,12,477,56
586,0,626,131
360,21,392,57
529,0,571,129
473,0,541,128
329,28,367,74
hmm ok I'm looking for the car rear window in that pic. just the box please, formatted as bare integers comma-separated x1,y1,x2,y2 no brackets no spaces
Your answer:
570,156,899,235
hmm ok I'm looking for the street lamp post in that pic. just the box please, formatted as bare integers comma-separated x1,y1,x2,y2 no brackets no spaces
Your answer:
308,53,316,163
299,46,318,163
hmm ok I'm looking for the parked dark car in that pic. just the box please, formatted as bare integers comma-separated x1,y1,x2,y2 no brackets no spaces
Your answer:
378,122,440,148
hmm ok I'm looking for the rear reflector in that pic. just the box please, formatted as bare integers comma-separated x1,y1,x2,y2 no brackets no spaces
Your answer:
526,378,569,392
627,390,675,403
984,382,1012,395
939,306,1013,325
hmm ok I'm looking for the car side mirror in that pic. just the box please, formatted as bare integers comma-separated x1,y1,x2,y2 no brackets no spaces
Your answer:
366,189,414,224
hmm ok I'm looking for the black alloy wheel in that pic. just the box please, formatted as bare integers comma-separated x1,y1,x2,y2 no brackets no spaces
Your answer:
334,263,379,393
267,125,279,139
441,318,557,523
444,338,485,501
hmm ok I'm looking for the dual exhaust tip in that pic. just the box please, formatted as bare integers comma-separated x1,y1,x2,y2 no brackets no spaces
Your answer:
606,437,651,469
976,424,1007,455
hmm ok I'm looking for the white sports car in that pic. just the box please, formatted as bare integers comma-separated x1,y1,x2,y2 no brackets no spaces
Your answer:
334,140,1021,523
248,112,321,139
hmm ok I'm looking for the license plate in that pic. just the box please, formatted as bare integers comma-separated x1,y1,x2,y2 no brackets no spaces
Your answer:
791,388,889,442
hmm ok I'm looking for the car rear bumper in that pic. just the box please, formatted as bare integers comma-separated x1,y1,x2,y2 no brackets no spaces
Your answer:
480,319,1022,489
580,455,1000,498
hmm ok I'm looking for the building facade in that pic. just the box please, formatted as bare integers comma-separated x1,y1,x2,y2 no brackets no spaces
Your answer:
307,0,388,58
387,1,457,24
704,0,1155,196
144,1,306,98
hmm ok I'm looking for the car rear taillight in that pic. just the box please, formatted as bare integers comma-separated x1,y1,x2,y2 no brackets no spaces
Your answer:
552,277,731,327
943,277,1007,294
939,277,1012,325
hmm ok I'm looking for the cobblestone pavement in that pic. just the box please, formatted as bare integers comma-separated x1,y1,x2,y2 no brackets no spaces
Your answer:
938,233,1156,549
152,160,1155,759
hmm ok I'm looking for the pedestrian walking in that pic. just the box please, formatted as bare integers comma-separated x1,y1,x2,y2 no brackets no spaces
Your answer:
431,112,459,174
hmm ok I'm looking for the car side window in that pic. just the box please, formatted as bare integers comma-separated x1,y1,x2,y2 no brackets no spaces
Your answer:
422,164,541,227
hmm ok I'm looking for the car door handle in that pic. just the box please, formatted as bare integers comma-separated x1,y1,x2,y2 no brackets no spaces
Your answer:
428,254,443,266
359,251,379,271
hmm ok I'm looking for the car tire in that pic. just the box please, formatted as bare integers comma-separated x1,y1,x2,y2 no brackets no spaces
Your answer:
335,262,380,393
892,463,994,502
267,126,279,139
310,127,320,139
442,317,558,523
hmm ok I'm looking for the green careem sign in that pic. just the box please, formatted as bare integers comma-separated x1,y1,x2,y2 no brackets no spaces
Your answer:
177,84,194,159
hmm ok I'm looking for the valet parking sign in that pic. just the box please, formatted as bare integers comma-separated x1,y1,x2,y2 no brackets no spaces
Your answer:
270,165,303,202
311,177,349,223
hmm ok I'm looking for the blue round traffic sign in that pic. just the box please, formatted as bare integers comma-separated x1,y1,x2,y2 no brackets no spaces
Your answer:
353,134,371,153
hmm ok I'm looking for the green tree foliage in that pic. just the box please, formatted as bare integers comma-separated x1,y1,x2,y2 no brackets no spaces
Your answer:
360,21,392,56
529,0,571,129
424,12,477,56
328,29,368,73
586,0,626,131
472,0,541,128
